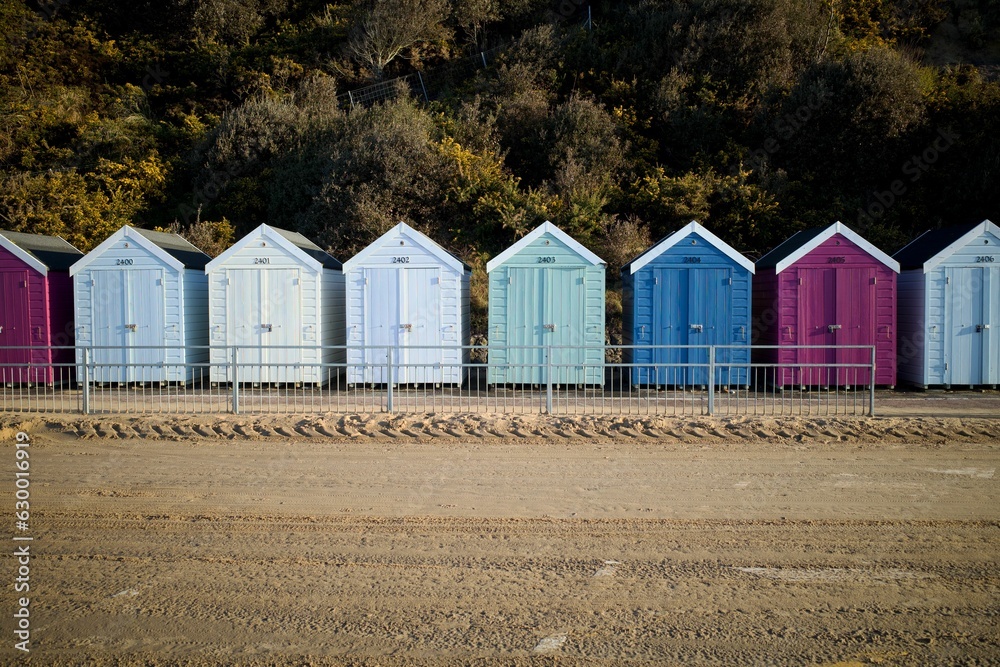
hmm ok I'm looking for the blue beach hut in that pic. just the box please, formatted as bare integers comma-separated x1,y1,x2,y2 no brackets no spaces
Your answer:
622,221,754,387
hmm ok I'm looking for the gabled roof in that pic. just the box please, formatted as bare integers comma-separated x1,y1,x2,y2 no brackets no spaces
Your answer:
0,230,83,275
343,222,470,273
486,221,604,273
622,221,755,275
133,229,211,270
893,219,998,272
756,221,899,274
205,224,341,272
70,225,210,276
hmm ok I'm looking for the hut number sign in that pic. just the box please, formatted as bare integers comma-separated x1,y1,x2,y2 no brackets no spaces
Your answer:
392,257,410,264
253,257,270,265
976,256,995,263
537,257,556,263
827,257,847,264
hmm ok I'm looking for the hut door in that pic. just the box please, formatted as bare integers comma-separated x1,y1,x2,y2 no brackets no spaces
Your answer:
363,268,398,384
653,268,688,385
0,271,31,379
263,268,301,384
227,269,264,383
506,268,546,384
835,268,875,386
400,268,440,384
226,268,300,383
946,267,986,385
546,267,586,385
90,270,128,383
797,269,837,386
126,269,166,380
687,268,732,386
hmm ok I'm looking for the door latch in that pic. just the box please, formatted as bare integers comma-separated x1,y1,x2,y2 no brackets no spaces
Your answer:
402,324,413,332
828,324,842,332
543,324,556,332
126,324,137,332
977,324,990,333
262,323,273,332
690,324,704,332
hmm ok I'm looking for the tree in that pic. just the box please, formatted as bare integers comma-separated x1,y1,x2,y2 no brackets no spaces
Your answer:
346,0,450,80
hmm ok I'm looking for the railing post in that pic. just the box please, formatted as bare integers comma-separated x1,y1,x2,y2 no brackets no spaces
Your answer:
707,345,715,416
869,346,876,417
231,346,240,415
386,346,394,413
545,345,553,414
81,347,90,415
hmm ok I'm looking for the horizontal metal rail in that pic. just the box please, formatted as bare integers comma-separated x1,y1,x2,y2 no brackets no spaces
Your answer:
0,345,877,417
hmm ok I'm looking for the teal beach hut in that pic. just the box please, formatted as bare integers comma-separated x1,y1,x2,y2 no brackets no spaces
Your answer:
487,221,605,385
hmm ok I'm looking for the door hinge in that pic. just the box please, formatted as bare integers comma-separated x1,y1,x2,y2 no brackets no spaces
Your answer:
798,278,803,285
872,276,877,285
946,276,950,285
727,277,732,285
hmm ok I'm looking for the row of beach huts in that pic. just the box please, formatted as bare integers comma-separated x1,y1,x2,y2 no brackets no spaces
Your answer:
0,218,997,389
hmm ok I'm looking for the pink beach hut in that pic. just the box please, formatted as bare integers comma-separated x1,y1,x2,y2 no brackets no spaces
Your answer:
0,230,83,385
752,221,898,387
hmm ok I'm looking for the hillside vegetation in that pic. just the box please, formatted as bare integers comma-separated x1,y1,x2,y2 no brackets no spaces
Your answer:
2,0,999,334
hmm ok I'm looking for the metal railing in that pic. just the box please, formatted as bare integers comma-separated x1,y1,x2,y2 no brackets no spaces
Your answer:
0,344,877,417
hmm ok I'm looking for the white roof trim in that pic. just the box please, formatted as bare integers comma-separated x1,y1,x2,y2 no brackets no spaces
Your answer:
774,221,899,274
70,225,184,276
923,219,999,273
205,224,322,273
343,222,467,273
626,221,755,275
486,221,604,273
0,234,49,277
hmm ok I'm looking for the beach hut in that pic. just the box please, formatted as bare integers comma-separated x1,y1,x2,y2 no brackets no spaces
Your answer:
70,225,210,383
0,231,83,385
894,219,1000,388
753,221,898,387
487,221,605,385
622,221,754,387
205,224,345,385
343,222,470,385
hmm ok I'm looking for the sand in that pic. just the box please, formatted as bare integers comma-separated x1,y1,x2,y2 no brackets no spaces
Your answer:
1,413,998,665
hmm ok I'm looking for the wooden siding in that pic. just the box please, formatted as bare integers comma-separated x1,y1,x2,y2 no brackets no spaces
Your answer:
0,245,63,382
896,270,926,385
208,233,327,384
488,231,605,384
755,233,897,386
345,229,467,384
623,232,752,386
73,233,206,383
897,227,1000,386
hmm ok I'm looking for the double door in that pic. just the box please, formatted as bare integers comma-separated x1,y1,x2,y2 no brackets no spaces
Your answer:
946,266,997,385
505,267,585,385
796,268,875,386
226,268,301,383
89,269,166,382
363,267,440,384
647,268,732,385
0,271,32,380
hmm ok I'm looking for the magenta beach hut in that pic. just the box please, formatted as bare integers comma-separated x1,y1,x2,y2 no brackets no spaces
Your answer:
753,221,898,387
0,230,83,385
